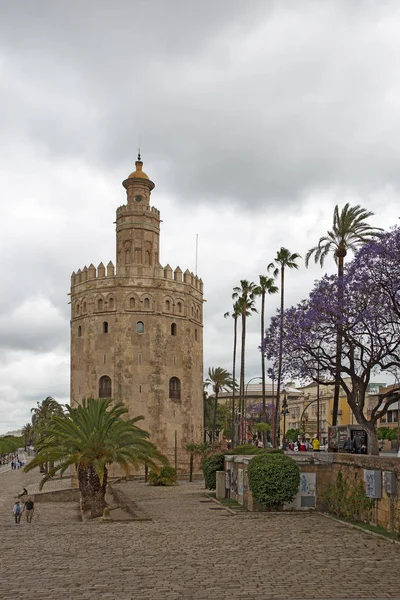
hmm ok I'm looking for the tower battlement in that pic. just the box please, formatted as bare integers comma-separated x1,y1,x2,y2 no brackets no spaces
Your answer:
71,262,203,293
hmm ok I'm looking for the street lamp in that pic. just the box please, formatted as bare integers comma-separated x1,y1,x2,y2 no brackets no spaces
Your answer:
243,376,262,444
281,390,289,449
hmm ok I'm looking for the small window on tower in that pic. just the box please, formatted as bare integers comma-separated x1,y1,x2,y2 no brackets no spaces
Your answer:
83,302,87,313
144,298,150,309
103,321,108,334
169,377,181,400
130,297,135,309
177,302,182,313
171,323,177,336
166,300,171,311
195,328,198,341
99,375,112,398
98,298,103,311
109,298,114,310
76,304,80,316
137,321,144,334
78,325,82,337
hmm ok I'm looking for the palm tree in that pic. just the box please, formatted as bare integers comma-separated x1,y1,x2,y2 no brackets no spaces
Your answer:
232,281,257,443
254,276,278,445
205,367,234,443
25,398,167,518
21,423,33,451
305,203,381,425
224,300,241,447
31,396,64,472
268,248,301,445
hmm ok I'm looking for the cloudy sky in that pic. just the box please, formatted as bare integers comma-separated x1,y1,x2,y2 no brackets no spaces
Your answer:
1,0,400,433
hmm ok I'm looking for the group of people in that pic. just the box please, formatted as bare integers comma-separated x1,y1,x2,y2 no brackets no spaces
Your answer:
287,436,321,452
10,455,24,470
12,496,34,524
342,436,367,454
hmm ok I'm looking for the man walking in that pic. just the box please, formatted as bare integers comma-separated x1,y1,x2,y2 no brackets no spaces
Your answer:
24,498,34,523
13,500,23,524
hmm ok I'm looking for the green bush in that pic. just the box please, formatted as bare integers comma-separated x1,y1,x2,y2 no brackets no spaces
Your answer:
202,453,225,490
247,453,300,508
148,465,177,486
228,444,265,455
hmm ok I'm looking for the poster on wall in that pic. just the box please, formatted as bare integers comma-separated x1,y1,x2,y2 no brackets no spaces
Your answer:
237,468,244,497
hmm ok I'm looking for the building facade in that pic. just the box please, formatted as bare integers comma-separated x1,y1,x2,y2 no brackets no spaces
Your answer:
70,156,204,470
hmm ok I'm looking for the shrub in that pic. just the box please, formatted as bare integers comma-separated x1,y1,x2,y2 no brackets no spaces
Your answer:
148,465,177,486
228,444,265,455
247,453,300,508
202,453,225,490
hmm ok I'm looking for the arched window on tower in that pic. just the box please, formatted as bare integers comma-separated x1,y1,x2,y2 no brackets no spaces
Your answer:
99,375,112,398
144,298,150,309
166,300,171,312
177,302,182,314
78,325,82,337
83,302,87,313
171,323,177,336
103,321,108,334
195,328,198,341
76,304,80,316
129,297,135,309
109,297,114,310
98,298,103,311
169,377,181,400
136,321,144,334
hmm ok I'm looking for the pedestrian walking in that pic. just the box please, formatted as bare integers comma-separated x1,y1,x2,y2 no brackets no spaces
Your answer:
24,498,34,523
312,436,320,452
13,500,23,524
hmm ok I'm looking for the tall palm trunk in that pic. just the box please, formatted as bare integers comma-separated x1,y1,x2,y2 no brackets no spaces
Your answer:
332,251,345,426
275,267,285,446
260,291,267,447
231,316,238,447
212,387,220,444
239,312,247,444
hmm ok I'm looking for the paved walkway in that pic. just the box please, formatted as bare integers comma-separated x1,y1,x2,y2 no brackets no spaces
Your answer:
1,467,400,600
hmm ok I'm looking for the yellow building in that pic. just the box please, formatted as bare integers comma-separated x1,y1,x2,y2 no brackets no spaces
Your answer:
282,379,354,444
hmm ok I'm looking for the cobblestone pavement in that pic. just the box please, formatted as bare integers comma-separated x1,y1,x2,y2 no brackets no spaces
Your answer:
1,467,400,600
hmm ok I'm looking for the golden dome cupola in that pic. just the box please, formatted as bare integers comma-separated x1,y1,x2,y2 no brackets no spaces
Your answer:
123,153,155,190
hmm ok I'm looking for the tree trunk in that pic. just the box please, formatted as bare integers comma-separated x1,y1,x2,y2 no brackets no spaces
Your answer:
212,389,219,444
189,452,193,483
80,464,108,518
240,312,247,444
231,316,238,448
333,253,345,426
275,267,285,446
260,292,267,448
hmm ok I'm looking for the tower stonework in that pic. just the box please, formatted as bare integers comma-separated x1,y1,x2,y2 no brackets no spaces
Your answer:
70,157,204,471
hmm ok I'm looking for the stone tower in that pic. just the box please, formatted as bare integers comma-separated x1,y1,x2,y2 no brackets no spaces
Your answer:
70,156,204,471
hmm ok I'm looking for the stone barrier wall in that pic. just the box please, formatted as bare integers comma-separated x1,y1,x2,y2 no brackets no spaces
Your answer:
224,452,400,532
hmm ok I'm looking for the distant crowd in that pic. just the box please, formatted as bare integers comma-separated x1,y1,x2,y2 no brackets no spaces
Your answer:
1,453,25,468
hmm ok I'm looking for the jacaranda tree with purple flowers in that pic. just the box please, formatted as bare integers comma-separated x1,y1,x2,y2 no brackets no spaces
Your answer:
263,228,400,455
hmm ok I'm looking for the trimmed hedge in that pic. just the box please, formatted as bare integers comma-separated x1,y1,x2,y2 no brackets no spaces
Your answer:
247,453,300,508
202,453,225,490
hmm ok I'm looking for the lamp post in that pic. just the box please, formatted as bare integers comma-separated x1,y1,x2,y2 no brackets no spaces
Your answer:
281,390,289,449
244,376,262,444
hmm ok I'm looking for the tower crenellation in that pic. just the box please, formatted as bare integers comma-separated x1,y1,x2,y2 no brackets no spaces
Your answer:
70,156,204,472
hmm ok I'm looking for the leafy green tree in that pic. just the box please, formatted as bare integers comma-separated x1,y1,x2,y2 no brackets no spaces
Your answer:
224,300,241,447
376,427,391,440
305,204,381,425
205,367,234,443
285,428,301,442
268,248,301,444
254,275,278,445
232,282,258,443
25,398,167,518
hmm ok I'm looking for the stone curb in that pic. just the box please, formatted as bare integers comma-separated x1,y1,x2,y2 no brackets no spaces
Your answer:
204,493,237,516
318,511,400,546
108,483,152,521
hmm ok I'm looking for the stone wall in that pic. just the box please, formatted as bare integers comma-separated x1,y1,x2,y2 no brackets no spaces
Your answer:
224,452,400,532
